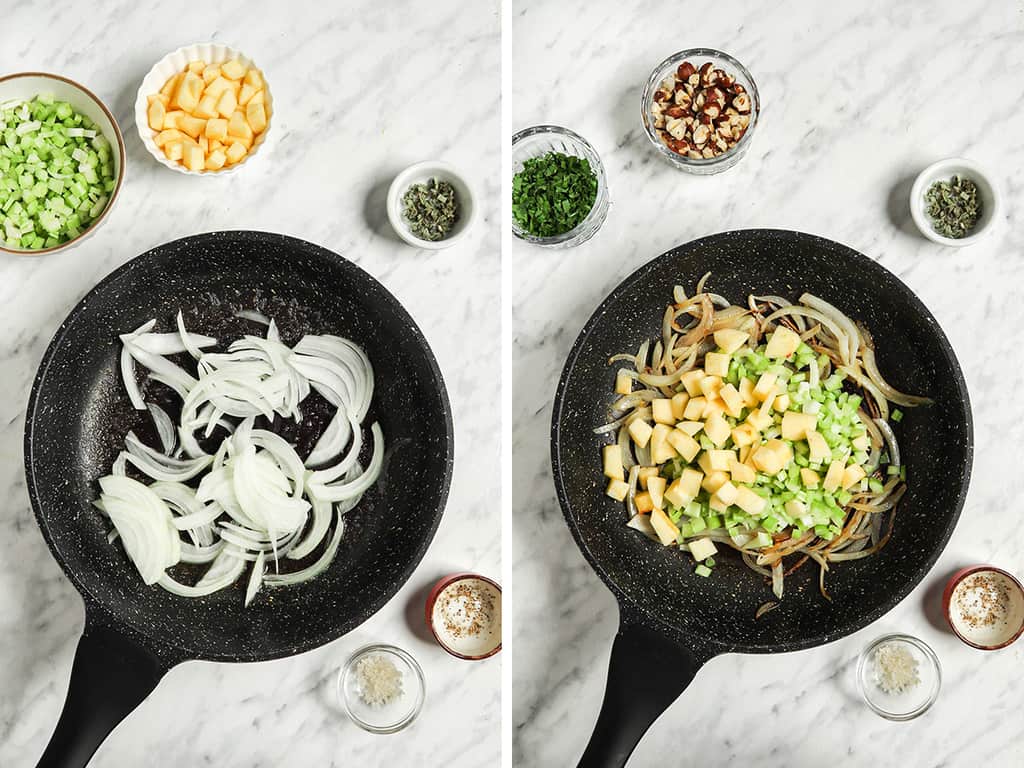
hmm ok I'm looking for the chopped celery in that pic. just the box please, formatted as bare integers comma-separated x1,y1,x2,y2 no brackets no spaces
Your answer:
891,409,903,422
694,564,712,577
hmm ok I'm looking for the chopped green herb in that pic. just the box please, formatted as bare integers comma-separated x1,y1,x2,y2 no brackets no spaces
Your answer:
924,175,981,239
402,178,459,242
512,151,597,237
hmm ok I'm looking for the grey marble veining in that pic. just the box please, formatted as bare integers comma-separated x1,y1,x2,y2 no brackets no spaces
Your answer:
0,1,500,766
510,1,1024,766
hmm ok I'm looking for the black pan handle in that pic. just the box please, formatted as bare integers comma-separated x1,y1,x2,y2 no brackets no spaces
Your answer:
36,605,177,768
577,608,714,768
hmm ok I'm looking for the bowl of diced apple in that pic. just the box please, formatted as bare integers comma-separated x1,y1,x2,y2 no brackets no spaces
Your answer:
135,42,272,175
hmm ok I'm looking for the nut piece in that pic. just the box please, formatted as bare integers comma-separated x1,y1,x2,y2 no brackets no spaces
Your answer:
733,93,751,113
691,123,710,146
703,103,721,120
699,62,715,86
665,105,686,118
676,61,697,80
653,89,670,103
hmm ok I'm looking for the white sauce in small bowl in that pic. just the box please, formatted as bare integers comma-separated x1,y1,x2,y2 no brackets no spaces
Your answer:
949,570,1024,648
431,576,501,658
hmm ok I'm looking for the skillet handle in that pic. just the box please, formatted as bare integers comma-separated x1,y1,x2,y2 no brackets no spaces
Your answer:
577,611,712,768
36,608,172,768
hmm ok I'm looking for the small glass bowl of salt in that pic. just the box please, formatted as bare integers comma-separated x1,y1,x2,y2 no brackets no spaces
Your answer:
338,644,426,733
857,633,941,721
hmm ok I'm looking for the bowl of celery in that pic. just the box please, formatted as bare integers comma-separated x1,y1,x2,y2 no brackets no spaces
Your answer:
0,73,125,256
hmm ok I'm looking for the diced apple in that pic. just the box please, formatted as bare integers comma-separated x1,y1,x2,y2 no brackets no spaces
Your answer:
714,481,739,505
781,411,818,441
704,352,730,378
606,478,629,501
204,117,228,141
753,372,778,402
701,470,729,494
699,375,723,398
635,492,654,514
738,376,758,407
823,459,845,492
679,467,703,498
615,370,633,395
664,473,697,509
174,72,204,112
198,135,208,153
785,499,807,518
708,449,736,472
842,464,867,490
667,429,700,462
670,392,689,421
160,72,181,99
680,370,705,396
238,83,258,106
677,421,703,436
210,140,223,152
248,89,265,106
202,64,222,84
147,99,166,132
647,476,667,510
163,141,183,162
628,419,653,448
650,424,677,464
702,398,726,420
800,468,820,488
688,537,718,561
637,466,660,489
757,396,774,422
765,326,802,359
204,76,232,100
731,422,759,448
162,110,184,130
177,114,206,139
244,68,262,88
746,409,772,431
734,486,767,515
805,429,831,463
703,412,730,448
225,141,247,165
752,439,793,475
729,459,756,484
148,92,170,107
603,445,624,481
651,507,680,546
652,398,674,425
216,88,237,119
194,94,219,119
697,451,714,475
221,58,247,80
183,144,205,171
852,434,870,451
708,493,729,513
245,101,267,133
683,397,706,420
187,59,205,73
228,109,253,140
153,128,182,147
718,383,743,417
713,328,749,354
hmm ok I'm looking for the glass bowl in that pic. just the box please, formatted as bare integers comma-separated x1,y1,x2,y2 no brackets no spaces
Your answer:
641,48,760,175
337,644,425,734
510,125,609,248
856,634,941,721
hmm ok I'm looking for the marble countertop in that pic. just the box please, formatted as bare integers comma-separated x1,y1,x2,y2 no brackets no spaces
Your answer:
0,2,500,766
510,1,1024,766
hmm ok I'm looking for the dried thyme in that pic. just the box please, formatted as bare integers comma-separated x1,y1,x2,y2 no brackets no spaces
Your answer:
512,152,598,237
924,175,981,239
402,178,459,242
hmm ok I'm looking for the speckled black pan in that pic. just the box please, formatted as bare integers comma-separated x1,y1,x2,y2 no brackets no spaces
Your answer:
25,231,453,767
551,230,972,768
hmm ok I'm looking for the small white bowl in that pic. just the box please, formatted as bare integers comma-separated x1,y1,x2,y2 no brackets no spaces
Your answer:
386,161,476,250
909,158,999,246
134,42,272,176
0,72,126,257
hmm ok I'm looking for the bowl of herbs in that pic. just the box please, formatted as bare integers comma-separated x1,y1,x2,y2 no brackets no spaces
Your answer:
910,157,999,247
511,125,608,248
387,160,475,250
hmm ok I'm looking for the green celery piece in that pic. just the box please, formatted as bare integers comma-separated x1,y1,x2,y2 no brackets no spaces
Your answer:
694,564,712,577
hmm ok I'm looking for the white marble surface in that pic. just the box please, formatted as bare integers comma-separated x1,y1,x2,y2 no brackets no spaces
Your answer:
510,1,1024,766
0,2,500,766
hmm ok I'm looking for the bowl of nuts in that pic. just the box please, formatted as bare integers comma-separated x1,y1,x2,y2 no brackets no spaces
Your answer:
642,48,759,174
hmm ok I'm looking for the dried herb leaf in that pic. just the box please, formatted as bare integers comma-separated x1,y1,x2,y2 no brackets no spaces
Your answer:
924,175,980,239
402,178,459,242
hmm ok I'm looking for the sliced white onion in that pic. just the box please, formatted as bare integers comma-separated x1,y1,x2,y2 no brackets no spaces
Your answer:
99,475,180,585
234,309,270,325
147,403,177,455
245,550,266,606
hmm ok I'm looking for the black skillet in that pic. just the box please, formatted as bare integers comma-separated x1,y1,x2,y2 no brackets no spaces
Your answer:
551,229,972,767
25,231,453,767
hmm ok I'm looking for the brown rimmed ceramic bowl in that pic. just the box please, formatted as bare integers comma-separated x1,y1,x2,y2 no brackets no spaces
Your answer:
943,565,1024,650
425,572,502,660
0,72,126,257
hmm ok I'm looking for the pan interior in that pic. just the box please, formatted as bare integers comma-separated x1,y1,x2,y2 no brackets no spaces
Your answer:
553,230,971,653
25,231,452,662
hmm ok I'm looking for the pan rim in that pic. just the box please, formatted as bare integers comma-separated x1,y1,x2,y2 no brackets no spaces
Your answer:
23,229,455,663
550,228,973,655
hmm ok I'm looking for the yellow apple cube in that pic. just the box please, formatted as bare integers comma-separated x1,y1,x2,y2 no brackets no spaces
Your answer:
734,486,767,515
667,429,700,462
703,412,731,448
615,370,633,395
245,101,267,133
670,392,689,421
704,352,730,378
225,141,248,165
781,411,818,441
606,478,629,501
680,370,705,396
183,144,205,171
221,58,247,80
204,118,228,141
713,328,749,354
652,398,675,425
647,476,667,510
603,445,624,481
628,419,653,448
651,508,680,546
765,326,802,359
147,99,166,132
